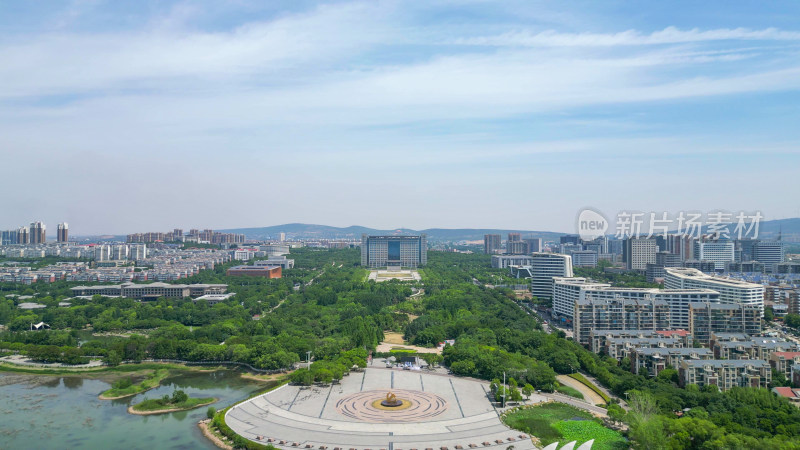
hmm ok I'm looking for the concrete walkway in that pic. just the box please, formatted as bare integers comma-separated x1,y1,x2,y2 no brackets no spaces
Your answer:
556,375,605,406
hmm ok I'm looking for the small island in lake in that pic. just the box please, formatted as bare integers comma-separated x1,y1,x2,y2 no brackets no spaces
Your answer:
129,389,216,415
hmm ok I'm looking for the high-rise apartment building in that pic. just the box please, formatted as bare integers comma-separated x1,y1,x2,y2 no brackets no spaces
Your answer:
483,234,501,255
668,234,695,261
57,223,69,243
506,240,529,255
573,297,671,345
360,234,427,268
29,221,46,244
624,237,657,270
17,226,29,244
508,232,521,242
560,235,580,245
1,229,19,246
524,238,542,253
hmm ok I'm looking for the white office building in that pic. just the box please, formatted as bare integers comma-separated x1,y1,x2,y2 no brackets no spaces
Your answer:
752,241,785,272
530,252,573,300
492,255,534,269
571,251,598,268
665,267,765,316
693,241,734,271
625,238,657,270
552,277,610,318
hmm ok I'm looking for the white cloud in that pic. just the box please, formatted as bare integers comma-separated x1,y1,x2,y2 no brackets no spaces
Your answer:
456,26,800,47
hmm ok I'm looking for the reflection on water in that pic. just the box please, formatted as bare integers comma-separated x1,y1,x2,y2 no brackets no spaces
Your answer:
0,370,265,450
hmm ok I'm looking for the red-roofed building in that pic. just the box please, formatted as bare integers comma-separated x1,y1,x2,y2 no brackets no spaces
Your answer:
656,330,692,347
770,352,800,378
772,387,800,403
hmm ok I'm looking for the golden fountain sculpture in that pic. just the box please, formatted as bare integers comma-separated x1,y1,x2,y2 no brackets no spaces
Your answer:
380,391,402,407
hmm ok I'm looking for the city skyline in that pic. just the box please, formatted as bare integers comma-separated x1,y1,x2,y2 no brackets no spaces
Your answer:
2,1,800,234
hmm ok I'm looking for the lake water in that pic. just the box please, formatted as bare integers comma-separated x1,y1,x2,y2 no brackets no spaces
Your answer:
0,370,265,449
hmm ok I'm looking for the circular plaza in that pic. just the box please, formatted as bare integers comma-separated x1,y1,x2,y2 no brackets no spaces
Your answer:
225,367,537,449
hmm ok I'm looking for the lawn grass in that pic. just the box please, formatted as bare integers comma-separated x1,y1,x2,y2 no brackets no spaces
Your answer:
567,373,610,403
503,403,626,449
100,368,170,399
554,420,628,449
132,396,216,413
555,384,584,400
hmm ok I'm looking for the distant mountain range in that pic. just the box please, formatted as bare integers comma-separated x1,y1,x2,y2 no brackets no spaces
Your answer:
222,217,800,243
218,223,566,242
70,218,800,244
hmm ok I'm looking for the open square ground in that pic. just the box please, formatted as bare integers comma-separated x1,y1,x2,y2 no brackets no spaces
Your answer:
226,367,539,449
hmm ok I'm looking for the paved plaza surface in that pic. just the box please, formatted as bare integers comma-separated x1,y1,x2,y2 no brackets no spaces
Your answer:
226,367,538,449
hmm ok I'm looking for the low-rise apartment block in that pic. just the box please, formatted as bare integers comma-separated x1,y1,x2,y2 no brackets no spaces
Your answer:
769,352,800,379
604,336,684,360
679,359,771,391
712,337,797,360
631,347,713,377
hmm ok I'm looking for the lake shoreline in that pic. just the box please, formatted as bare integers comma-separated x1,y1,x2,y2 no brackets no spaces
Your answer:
128,398,217,415
198,419,233,450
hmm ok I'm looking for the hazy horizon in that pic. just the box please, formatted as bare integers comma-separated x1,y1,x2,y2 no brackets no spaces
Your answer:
3,1,800,235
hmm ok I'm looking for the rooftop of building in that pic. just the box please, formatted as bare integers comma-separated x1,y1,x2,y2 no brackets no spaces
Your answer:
590,329,660,337
771,387,800,399
772,352,800,358
656,329,692,337
194,293,236,301
576,297,670,306
711,332,752,340
665,267,763,288
607,337,681,345
682,359,770,368
688,301,759,310
71,282,227,290
634,347,712,356
718,339,795,350
228,265,280,270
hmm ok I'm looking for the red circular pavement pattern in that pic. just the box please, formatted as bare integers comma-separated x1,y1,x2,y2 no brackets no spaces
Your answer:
334,389,448,423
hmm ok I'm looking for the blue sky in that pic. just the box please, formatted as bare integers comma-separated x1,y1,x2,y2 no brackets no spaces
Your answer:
1,1,799,235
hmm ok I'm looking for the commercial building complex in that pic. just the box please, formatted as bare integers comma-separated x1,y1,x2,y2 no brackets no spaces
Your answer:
571,250,598,268
552,277,610,318
360,235,427,268
554,276,718,329
226,265,282,278
70,282,227,300
665,267,765,316
492,255,533,269
693,241,734,270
